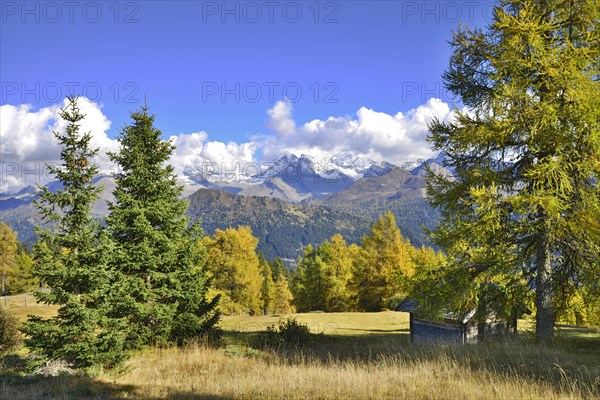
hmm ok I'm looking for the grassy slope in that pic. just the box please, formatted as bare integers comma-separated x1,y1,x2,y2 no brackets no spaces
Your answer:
2,304,600,399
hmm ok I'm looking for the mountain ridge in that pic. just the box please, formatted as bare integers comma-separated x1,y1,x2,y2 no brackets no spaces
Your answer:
1,153,447,259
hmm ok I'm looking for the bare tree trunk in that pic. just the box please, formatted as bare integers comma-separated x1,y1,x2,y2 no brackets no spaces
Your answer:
535,232,554,343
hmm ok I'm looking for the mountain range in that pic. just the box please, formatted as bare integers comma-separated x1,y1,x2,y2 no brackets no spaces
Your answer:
0,152,450,261
180,153,404,203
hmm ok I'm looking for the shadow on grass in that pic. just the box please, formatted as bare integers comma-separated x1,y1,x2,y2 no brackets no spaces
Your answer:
555,325,600,355
224,327,600,397
0,355,234,400
337,327,410,333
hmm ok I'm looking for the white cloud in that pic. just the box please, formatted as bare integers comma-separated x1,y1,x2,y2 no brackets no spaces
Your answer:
168,132,257,181
1,98,116,164
1,103,61,162
0,98,118,191
266,100,296,135
262,98,453,165
1,97,454,192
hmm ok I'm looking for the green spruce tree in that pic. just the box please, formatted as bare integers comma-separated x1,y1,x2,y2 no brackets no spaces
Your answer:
106,104,218,347
22,97,127,368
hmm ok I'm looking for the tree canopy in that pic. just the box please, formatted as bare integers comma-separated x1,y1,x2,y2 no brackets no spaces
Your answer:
424,0,600,342
22,97,126,368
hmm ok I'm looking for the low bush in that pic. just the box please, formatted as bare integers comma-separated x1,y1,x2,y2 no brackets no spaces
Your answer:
0,308,20,354
253,317,313,349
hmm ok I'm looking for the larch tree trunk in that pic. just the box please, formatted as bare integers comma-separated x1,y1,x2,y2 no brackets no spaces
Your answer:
535,232,554,343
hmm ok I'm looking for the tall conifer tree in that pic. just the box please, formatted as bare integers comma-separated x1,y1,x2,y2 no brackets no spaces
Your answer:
426,0,599,342
106,104,218,346
22,97,126,368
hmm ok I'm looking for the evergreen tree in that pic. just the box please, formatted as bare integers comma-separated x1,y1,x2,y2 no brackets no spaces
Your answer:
21,97,126,368
426,0,599,342
106,104,218,347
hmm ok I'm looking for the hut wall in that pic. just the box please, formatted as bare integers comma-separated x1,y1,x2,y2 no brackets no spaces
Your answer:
463,322,479,343
411,316,463,344
478,319,511,341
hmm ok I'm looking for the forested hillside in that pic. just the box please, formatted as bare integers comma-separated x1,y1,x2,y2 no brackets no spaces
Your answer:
186,189,439,261
1,187,440,261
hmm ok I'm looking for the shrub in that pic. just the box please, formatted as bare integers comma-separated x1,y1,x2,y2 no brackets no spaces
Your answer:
254,317,312,349
0,308,21,354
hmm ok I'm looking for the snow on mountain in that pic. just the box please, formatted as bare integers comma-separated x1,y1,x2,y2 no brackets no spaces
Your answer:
401,160,425,173
363,161,394,178
303,152,397,180
254,154,317,181
139,151,450,203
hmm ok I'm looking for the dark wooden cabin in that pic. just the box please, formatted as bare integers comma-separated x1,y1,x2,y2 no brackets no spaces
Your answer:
396,298,530,344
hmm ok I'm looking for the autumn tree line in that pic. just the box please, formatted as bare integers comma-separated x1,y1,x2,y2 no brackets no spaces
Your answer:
0,223,35,296
201,212,443,316
1,211,442,316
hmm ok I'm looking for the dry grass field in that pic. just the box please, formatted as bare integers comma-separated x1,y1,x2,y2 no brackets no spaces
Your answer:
1,294,58,323
1,301,599,399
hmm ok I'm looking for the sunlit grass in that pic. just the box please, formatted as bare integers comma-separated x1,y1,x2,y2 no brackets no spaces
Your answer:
2,310,599,399
1,294,58,323
220,311,411,335
3,338,599,400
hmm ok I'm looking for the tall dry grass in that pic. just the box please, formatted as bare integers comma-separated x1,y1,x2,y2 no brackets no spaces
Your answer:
2,311,599,399
3,339,598,399
106,344,597,400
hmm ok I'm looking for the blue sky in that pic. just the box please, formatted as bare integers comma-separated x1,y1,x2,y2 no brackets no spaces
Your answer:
1,1,493,191
1,1,492,136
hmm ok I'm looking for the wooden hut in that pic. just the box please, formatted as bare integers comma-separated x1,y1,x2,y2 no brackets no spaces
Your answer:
396,298,530,344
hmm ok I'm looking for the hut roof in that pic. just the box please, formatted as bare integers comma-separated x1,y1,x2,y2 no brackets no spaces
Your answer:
395,298,477,324
396,297,532,323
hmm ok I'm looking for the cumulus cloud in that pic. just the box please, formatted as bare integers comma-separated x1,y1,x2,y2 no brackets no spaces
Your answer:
1,98,116,163
0,98,260,192
168,132,257,181
266,100,296,135
0,98,118,192
1,97,455,192
262,99,454,165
